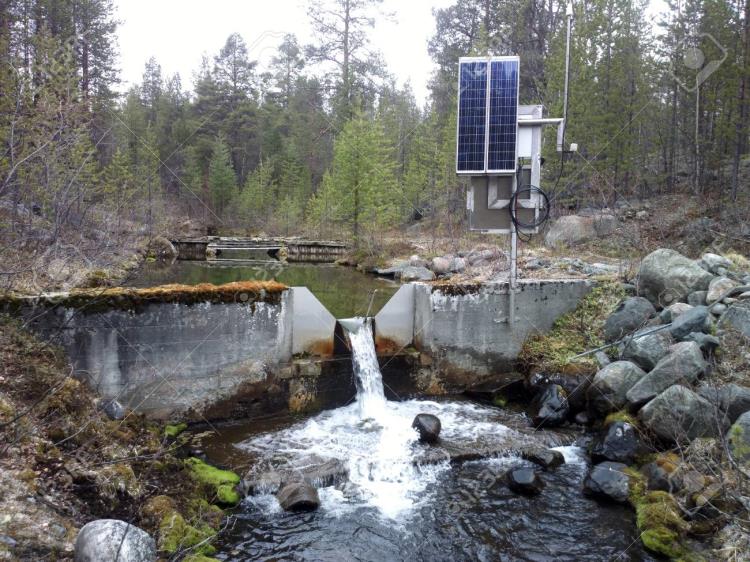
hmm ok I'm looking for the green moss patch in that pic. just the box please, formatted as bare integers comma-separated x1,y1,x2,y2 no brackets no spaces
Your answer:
164,422,187,438
185,457,241,507
159,510,216,555
604,410,638,427
519,280,625,374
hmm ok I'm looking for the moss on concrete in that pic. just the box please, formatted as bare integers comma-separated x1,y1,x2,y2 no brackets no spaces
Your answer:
2,280,288,313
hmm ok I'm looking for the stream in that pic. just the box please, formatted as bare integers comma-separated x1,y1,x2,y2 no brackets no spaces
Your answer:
135,261,653,562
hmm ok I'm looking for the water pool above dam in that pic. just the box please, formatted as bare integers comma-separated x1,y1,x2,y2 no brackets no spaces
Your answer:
134,261,399,319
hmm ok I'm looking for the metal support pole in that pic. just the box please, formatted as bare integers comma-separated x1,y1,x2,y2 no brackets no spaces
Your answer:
509,175,518,326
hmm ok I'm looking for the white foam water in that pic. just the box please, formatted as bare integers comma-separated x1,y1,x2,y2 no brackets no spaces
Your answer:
238,317,535,520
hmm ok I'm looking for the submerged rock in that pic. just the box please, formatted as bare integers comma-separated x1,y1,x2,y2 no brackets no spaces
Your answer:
74,520,156,562
583,462,630,503
277,482,320,511
637,249,713,307
507,468,545,495
590,421,644,464
412,413,441,443
604,297,656,342
521,448,565,471
531,384,569,427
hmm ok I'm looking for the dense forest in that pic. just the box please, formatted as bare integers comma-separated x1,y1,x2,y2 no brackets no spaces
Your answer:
1,0,749,248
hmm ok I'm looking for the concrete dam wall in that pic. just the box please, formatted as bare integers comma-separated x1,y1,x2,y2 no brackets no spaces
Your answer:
7,278,592,420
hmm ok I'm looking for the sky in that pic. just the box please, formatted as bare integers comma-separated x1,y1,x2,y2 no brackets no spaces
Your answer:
115,0,669,106
115,0,455,105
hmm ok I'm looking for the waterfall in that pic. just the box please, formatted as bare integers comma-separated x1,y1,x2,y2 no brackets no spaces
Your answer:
343,317,387,419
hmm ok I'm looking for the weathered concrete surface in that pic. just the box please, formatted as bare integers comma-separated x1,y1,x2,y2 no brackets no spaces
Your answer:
27,296,293,419
413,279,593,389
291,287,336,356
374,284,415,354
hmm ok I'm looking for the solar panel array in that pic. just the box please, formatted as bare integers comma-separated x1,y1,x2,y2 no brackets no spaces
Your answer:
456,57,519,174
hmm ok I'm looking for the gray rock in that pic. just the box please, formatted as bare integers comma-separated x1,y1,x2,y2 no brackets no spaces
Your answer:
412,413,441,443
531,384,569,427
707,276,739,304
711,303,728,315
700,253,733,274
688,291,708,306
637,248,714,307
74,520,156,562
587,361,647,417
717,302,750,337
669,306,709,340
399,266,435,282
467,248,501,265
376,260,409,277
583,461,630,502
521,448,565,470
619,328,673,371
574,411,591,425
698,383,750,423
595,351,611,368
277,482,320,511
604,297,656,342
544,215,596,247
621,283,637,296
639,385,722,443
449,257,467,273
683,332,720,353
590,421,644,464
507,468,545,495
409,255,427,268
625,341,706,410
642,461,682,493
430,256,451,275
728,411,750,464
98,399,126,421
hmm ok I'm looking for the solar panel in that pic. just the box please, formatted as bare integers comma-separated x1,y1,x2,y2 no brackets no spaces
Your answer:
488,59,519,173
456,60,487,173
456,56,519,174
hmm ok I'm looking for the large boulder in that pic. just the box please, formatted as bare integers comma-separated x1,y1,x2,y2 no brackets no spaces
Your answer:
590,421,645,465
683,332,720,354
625,341,707,410
619,328,673,371
583,461,630,502
545,214,616,247
531,384,569,427
669,306,709,340
717,302,750,338
74,520,156,562
412,413,442,443
639,385,722,443
277,482,320,511
587,361,647,417
637,249,714,307
727,411,750,465
430,256,451,275
603,297,656,342
507,468,545,495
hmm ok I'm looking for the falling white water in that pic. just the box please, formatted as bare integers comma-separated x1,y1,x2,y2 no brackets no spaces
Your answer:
239,317,554,520
345,317,387,419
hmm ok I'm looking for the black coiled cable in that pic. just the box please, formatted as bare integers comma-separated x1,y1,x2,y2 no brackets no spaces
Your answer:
509,184,550,231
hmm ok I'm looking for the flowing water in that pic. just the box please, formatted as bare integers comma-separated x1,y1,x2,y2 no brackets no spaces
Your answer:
207,316,653,562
